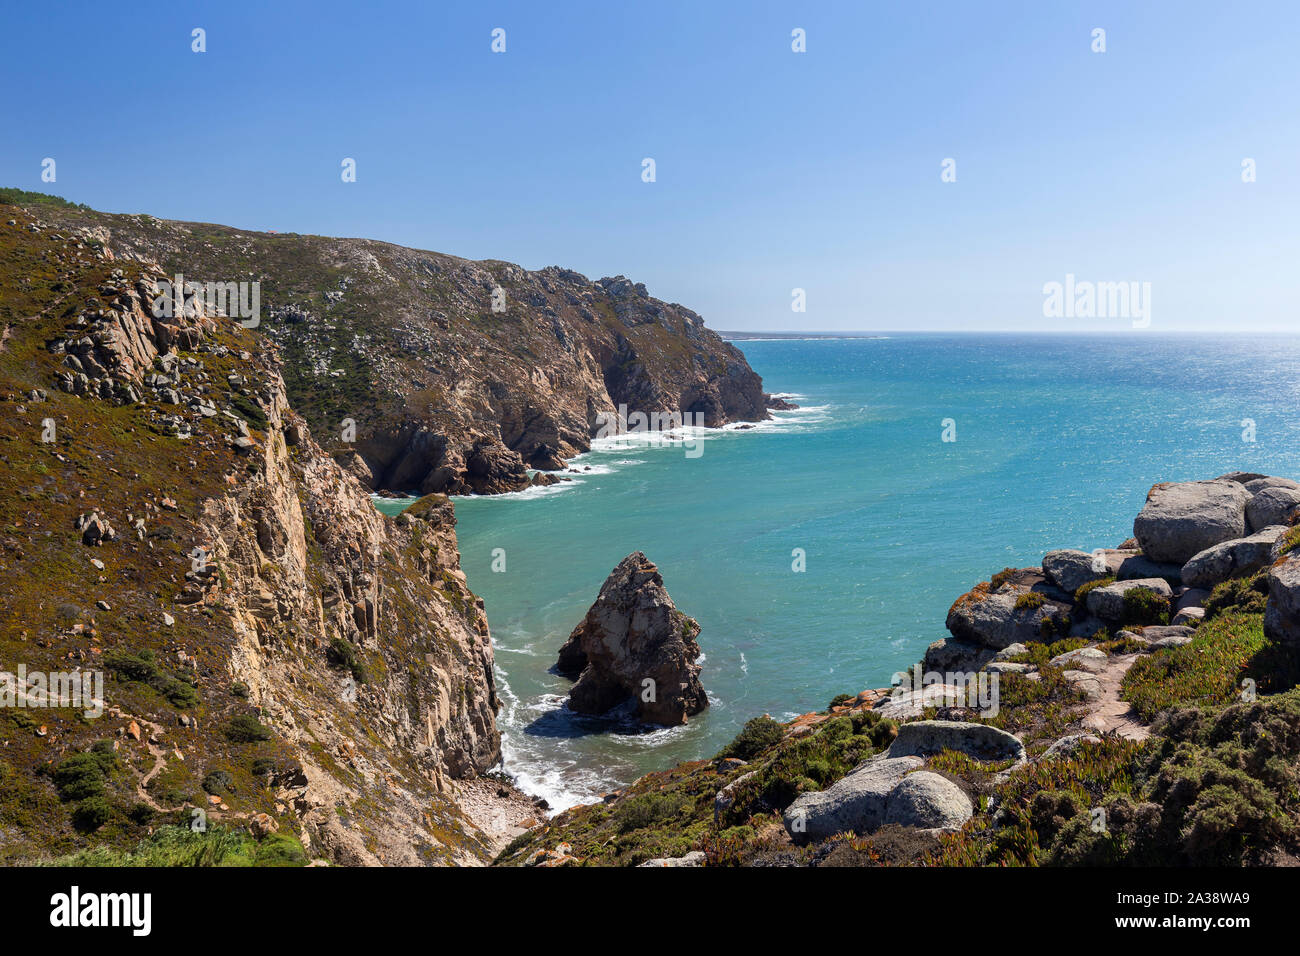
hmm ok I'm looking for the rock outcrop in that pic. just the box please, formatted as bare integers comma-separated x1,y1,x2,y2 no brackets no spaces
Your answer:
557,552,707,725
1132,479,1251,564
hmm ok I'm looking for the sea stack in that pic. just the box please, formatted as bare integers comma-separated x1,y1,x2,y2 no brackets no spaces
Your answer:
556,552,707,725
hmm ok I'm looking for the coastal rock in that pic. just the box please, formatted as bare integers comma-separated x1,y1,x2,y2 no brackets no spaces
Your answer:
1042,549,1110,596
945,580,1069,650
1132,480,1251,564
922,638,995,674
1041,734,1102,758
637,851,706,867
782,756,922,841
557,552,707,725
1180,526,1287,589
882,772,972,830
1246,487,1300,531
886,720,1026,764
1048,646,1108,672
1085,578,1173,622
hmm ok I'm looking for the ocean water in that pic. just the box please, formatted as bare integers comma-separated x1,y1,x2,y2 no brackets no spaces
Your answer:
377,334,1300,811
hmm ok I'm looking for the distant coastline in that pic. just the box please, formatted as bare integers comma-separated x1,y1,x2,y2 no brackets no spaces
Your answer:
717,330,888,341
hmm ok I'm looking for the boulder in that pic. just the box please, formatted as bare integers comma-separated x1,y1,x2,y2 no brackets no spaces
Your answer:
1180,526,1287,589
985,661,1029,675
1062,669,1103,701
1085,578,1173,622
1048,646,1107,672
1114,553,1182,584
1246,487,1300,531
557,552,706,725
782,756,922,841
874,684,972,720
1172,606,1205,626
945,583,1069,650
882,772,972,830
1041,734,1102,759
921,638,995,674
886,720,1026,764
1132,480,1251,564
1244,476,1300,495
1041,549,1108,596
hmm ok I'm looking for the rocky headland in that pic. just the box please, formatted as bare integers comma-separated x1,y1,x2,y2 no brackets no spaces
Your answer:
15,190,779,497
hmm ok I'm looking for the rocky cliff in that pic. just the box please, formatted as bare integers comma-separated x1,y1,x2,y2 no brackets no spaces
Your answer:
19,192,775,496
0,198,527,864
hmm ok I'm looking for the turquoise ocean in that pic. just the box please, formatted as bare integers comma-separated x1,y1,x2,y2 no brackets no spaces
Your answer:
376,334,1300,811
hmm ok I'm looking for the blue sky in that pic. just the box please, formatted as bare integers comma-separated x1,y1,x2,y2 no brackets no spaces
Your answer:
3,1,1298,331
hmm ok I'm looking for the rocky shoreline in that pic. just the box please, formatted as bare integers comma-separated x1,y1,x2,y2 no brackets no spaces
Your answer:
497,472,1300,867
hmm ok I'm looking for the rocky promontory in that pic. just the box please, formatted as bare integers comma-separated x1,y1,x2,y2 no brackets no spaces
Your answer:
23,194,776,497
556,552,707,725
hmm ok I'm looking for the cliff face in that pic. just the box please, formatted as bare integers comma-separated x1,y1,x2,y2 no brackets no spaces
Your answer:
0,201,505,864
30,199,772,495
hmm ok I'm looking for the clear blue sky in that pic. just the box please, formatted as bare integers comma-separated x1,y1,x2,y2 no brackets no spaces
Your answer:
3,1,1298,331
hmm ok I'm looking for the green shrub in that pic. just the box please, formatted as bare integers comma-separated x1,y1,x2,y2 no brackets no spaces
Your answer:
1074,576,1115,606
990,568,1018,591
1015,592,1045,611
1203,573,1268,620
52,754,107,801
202,770,235,795
717,716,785,761
224,714,272,743
1121,588,1170,626
71,796,113,832
327,637,367,682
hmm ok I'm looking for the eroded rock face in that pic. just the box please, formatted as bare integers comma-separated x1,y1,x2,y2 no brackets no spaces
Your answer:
557,552,707,725
1132,480,1251,564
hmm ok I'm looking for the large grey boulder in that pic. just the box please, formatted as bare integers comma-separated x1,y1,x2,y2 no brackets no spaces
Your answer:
1042,549,1109,596
1048,646,1108,672
1180,526,1287,589
1085,577,1173,622
886,720,1026,763
782,756,922,841
922,637,995,674
1132,480,1251,564
945,583,1068,650
1246,487,1300,531
882,772,972,830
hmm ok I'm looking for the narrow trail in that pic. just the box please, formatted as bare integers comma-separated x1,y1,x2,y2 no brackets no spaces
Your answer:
1078,652,1150,741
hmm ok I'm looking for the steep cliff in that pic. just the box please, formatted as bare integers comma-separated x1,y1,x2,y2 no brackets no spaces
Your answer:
24,193,774,495
0,199,512,864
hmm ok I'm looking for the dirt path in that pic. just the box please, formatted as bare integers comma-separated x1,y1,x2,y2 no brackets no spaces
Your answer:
1078,652,1150,740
